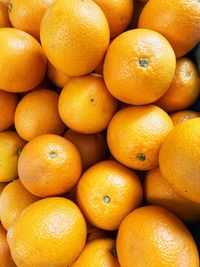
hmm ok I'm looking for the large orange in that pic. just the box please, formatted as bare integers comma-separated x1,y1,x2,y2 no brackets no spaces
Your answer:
159,118,200,204
63,129,108,171
144,168,200,223
71,238,120,267
170,110,200,126
138,0,200,58
92,0,133,38
0,28,46,93
103,29,176,105
0,90,18,131
14,89,65,141
0,131,26,182
18,134,82,197
47,61,70,88
117,206,199,267
0,223,16,267
58,74,118,134
8,0,54,40
77,160,143,230
0,179,39,230
155,58,200,112
7,197,87,267
40,0,110,76
107,105,174,170
0,1,11,27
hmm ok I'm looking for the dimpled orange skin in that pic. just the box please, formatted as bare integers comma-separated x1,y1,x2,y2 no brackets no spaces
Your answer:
138,0,200,58
76,160,143,230
0,131,26,183
18,134,82,197
0,28,46,93
47,61,71,88
0,90,18,131
0,223,16,267
0,179,39,230
155,58,200,112
170,110,200,126
8,0,54,40
71,238,120,267
144,168,200,223
14,89,65,141
58,74,118,134
92,0,133,38
159,118,200,204
0,1,11,27
7,197,87,267
103,29,176,105
107,105,174,170
63,129,108,171
40,0,110,77
117,206,199,267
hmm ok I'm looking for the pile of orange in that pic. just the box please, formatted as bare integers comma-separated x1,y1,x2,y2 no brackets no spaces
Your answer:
0,0,200,266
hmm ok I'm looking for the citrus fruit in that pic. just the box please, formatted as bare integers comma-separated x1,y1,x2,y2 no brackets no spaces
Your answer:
7,197,87,267
40,0,110,76
92,0,134,38
159,118,200,204
103,29,176,105
170,110,200,126
8,0,54,40
0,179,39,230
71,238,120,267
138,0,200,58
0,90,18,131
58,74,118,134
117,206,199,267
0,1,11,27
63,129,108,171
14,89,65,141
107,105,174,170
0,223,16,267
0,28,46,93
155,58,200,112
47,61,70,88
18,134,82,197
144,168,200,223
0,131,26,182
76,160,143,230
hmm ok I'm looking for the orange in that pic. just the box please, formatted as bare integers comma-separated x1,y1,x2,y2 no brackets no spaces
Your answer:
0,131,26,182
0,90,18,131
58,74,118,134
0,179,39,230
0,28,46,93
71,238,120,267
159,118,200,204
0,223,16,267
144,168,200,223
103,29,176,105
47,61,70,88
76,160,143,230
18,134,82,197
8,0,54,40
117,206,199,267
0,1,11,27
170,110,200,126
138,0,200,58
14,89,65,141
155,58,200,112
92,0,134,38
40,0,110,76
7,197,87,267
63,129,108,171
107,105,174,170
